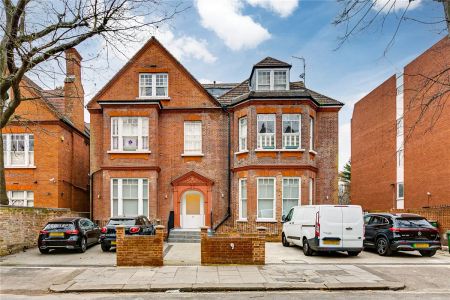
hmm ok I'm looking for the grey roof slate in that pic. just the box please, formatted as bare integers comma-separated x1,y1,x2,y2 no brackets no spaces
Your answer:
254,57,292,68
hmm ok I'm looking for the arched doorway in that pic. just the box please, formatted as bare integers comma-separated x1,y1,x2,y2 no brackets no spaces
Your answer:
180,190,205,229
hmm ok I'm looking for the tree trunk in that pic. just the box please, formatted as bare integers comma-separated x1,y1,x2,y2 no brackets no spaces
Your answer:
0,132,8,205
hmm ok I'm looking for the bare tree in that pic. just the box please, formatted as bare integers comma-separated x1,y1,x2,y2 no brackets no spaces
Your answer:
0,0,185,205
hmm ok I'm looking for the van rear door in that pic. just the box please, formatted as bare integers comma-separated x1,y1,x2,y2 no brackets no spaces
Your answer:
319,206,343,248
341,206,364,249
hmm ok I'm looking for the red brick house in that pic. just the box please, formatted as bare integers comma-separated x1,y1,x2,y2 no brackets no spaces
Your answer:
352,38,450,211
87,37,343,236
3,49,90,212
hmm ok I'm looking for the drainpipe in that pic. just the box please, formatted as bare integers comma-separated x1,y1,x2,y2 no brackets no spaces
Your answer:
89,169,101,221
214,106,232,231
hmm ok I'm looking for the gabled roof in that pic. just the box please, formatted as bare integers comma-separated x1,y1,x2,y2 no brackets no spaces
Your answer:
254,57,292,68
87,37,221,108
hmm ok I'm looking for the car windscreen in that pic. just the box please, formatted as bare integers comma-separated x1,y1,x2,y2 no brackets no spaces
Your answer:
44,223,75,230
395,218,433,228
107,219,136,226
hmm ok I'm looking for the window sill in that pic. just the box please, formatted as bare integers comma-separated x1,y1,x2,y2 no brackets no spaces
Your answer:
136,96,170,100
256,219,277,223
5,166,36,169
237,219,248,223
181,153,204,157
309,150,318,155
107,150,151,154
280,148,305,152
255,149,278,152
235,150,249,155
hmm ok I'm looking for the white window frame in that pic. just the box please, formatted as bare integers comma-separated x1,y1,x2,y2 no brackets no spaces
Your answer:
238,117,247,152
309,178,315,205
282,177,301,217
397,182,404,200
183,121,203,155
238,178,247,221
255,68,289,91
309,117,315,151
110,117,149,152
8,190,34,207
139,73,169,98
3,134,34,167
257,177,276,221
282,114,301,149
111,178,149,217
257,114,276,149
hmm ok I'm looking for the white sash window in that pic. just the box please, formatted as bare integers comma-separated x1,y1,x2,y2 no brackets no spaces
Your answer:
3,134,34,167
184,121,202,154
111,178,149,217
282,114,301,149
282,178,300,216
139,73,168,98
257,114,275,149
257,177,276,220
8,191,34,207
111,117,149,152
238,117,247,151
239,178,247,220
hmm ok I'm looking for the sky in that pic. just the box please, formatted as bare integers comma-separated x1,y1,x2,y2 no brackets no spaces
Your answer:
33,0,448,170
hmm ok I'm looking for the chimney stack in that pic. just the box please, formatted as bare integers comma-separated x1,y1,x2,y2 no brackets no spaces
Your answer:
64,48,85,132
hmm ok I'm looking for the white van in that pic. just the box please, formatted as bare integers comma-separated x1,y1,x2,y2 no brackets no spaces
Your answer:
281,205,364,256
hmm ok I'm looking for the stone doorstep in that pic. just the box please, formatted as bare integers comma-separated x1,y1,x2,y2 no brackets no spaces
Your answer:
49,280,405,293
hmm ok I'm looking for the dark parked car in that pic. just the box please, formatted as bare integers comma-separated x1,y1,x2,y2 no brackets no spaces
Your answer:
38,217,101,254
100,216,155,252
364,213,441,257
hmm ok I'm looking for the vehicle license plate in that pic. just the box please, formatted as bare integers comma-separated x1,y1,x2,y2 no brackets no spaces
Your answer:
414,243,429,248
49,232,64,237
323,240,340,245
111,241,117,245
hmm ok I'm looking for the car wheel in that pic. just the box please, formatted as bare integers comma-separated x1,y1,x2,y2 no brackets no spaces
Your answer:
39,248,50,254
78,237,87,253
302,238,314,256
376,237,392,256
347,251,361,256
101,243,111,252
282,233,290,247
419,250,437,257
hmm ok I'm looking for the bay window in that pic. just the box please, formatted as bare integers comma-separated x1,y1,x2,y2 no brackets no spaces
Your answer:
257,178,276,220
239,178,247,220
184,121,202,154
309,117,315,150
111,117,149,152
8,191,34,207
139,73,168,98
282,114,301,149
282,178,300,216
3,134,34,167
257,114,275,149
238,117,247,152
111,178,149,217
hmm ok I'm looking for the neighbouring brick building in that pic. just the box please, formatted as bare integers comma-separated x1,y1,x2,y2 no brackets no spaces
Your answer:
2,49,90,212
352,38,450,211
88,37,343,235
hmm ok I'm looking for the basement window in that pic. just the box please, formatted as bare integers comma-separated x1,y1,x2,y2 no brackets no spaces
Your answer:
8,191,34,207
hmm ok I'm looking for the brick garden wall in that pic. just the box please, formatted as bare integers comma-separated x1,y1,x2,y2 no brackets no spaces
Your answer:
0,206,83,256
116,225,164,266
201,226,266,265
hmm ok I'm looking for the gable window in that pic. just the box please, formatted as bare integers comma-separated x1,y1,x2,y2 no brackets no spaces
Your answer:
184,121,202,154
257,114,275,149
256,69,289,91
257,177,276,220
238,117,247,152
111,117,149,152
139,73,168,98
8,191,34,207
282,178,300,216
111,178,149,217
309,117,315,150
239,178,247,220
282,114,301,149
3,134,34,167
397,182,404,200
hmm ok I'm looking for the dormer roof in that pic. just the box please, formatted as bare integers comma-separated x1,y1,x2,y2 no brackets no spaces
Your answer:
250,57,292,79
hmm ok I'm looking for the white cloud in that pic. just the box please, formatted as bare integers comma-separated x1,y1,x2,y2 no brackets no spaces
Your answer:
372,0,422,12
196,0,271,51
246,0,299,18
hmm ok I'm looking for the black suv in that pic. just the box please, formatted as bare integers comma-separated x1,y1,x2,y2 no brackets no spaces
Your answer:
99,216,155,252
364,213,441,257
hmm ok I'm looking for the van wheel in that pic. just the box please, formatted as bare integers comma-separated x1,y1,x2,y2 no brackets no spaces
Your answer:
347,251,361,256
419,250,437,257
282,233,290,247
302,238,314,256
376,237,392,256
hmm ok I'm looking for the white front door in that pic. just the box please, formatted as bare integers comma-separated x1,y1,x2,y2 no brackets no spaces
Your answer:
181,191,205,229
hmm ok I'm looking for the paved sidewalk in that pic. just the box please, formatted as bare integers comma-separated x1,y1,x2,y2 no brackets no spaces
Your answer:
42,264,404,292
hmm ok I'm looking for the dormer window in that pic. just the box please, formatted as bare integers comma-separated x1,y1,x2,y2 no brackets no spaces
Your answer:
255,69,289,91
139,73,168,98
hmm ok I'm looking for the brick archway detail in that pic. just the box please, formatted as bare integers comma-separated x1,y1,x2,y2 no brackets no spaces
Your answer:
171,171,214,228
